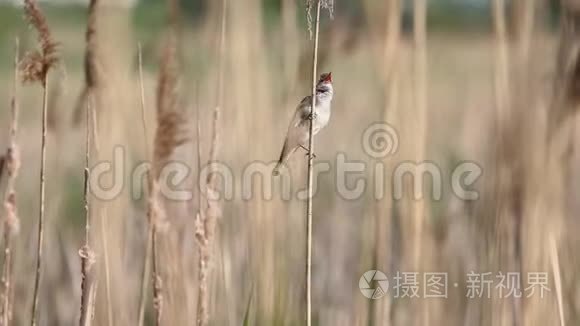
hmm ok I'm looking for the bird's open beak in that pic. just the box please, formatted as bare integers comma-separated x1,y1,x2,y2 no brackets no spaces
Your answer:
325,72,332,82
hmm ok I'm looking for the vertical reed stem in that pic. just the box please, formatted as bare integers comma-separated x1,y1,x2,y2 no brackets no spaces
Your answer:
137,43,152,326
491,1,513,325
152,218,161,326
31,73,49,326
79,96,97,326
1,37,20,326
412,1,428,324
306,1,321,325
549,236,565,326
372,1,400,324
196,1,226,324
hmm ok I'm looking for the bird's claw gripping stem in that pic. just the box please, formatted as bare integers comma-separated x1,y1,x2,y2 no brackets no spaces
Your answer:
300,145,316,158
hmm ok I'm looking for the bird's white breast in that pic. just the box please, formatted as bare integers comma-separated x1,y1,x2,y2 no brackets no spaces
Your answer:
313,98,331,134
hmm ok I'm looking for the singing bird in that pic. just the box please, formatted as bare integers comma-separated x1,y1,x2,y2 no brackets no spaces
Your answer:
273,72,334,176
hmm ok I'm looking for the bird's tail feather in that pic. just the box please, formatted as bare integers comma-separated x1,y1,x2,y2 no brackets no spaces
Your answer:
272,164,282,176
273,140,295,176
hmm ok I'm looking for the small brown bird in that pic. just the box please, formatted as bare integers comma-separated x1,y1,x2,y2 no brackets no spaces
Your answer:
273,72,334,176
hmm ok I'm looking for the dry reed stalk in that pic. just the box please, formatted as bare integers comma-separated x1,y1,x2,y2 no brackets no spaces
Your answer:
138,44,150,153
148,29,187,325
545,3,580,222
548,2,580,141
383,0,400,77
30,61,48,326
411,1,428,325
304,1,332,324
371,1,400,324
78,97,97,326
491,0,509,280
195,106,221,326
136,4,185,323
509,3,537,326
20,1,59,325
78,1,113,323
150,186,164,326
136,43,152,326
93,136,111,326
195,1,226,325
492,0,511,131
77,3,101,324
491,1,523,325
1,38,21,326
305,2,321,324
194,89,202,235
193,93,204,324
511,0,535,73
549,236,565,326
73,0,101,126
532,5,580,324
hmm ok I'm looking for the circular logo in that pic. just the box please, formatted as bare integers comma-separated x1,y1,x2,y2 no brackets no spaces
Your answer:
359,270,389,299
361,122,399,159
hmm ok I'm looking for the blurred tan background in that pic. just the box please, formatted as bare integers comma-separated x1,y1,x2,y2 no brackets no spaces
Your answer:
0,0,579,325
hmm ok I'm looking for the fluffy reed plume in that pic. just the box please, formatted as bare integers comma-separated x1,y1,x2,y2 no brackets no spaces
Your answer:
78,98,97,326
20,0,58,85
20,1,59,325
195,1,226,324
139,31,187,326
153,43,186,175
73,0,101,126
305,0,333,39
1,38,21,326
155,34,183,326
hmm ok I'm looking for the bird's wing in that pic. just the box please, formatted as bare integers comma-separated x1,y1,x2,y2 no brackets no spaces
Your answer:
292,95,312,128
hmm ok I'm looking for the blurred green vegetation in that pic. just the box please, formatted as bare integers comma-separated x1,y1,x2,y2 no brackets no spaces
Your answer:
0,0,561,58
0,0,559,41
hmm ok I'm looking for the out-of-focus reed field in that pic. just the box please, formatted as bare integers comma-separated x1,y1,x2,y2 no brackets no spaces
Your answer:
0,0,579,325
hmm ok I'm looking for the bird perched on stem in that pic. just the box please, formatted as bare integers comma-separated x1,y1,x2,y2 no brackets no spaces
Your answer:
273,72,333,176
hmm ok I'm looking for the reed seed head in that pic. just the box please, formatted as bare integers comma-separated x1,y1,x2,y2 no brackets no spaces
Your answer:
153,33,188,178
306,0,334,38
20,0,59,84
